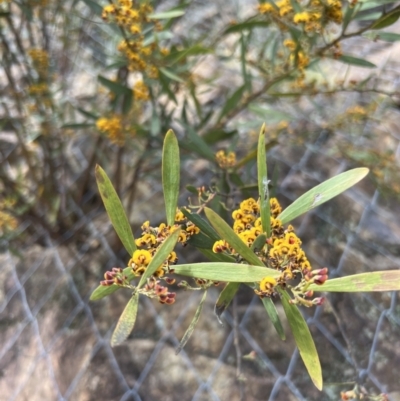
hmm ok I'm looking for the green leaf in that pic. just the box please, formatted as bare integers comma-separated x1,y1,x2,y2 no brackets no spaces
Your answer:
158,70,177,103
257,124,271,237
81,0,103,15
176,290,207,354
235,140,279,169
370,5,400,29
251,234,267,253
61,123,95,129
223,20,271,34
197,249,236,263
215,282,240,322
280,290,322,390
309,270,400,292
342,4,357,31
262,297,286,340
162,130,180,226
359,0,398,11
95,165,136,255
278,168,369,225
159,67,185,83
181,208,220,241
187,231,215,249
173,262,279,282
202,129,237,145
180,125,215,161
363,31,400,42
148,10,185,19
205,208,266,267
138,228,181,288
111,292,139,347
76,107,100,120
218,85,246,122
98,75,132,96
337,55,376,68
165,45,211,65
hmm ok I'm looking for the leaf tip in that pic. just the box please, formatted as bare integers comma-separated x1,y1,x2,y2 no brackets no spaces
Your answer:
260,122,266,135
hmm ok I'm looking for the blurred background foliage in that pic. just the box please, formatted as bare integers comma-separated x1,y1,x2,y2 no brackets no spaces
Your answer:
0,0,399,243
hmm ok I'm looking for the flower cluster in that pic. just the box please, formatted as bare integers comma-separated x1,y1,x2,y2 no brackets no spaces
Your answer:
215,150,236,169
28,82,48,96
100,267,129,286
128,212,200,279
143,277,176,304
102,0,166,79
28,49,49,78
257,0,343,32
0,210,18,235
96,115,130,146
212,197,328,305
133,80,150,101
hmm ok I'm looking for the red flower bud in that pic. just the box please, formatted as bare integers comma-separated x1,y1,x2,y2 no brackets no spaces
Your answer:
313,274,328,285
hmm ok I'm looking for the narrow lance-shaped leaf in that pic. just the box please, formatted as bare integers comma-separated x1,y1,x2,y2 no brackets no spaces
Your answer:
257,124,271,237
223,19,270,35
280,290,322,390
181,208,220,241
197,248,236,264
308,270,400,292
159,67,185,83
98,75,132,96
162,130,180,226
370,5,400,30
176,290,207,354
215,282,241,323
217,85,246,122
187,231,215,249
363,31,400,42
261,297,286,341
204,208,266,267
278,168,369,225
111,292,139,347
95,165,136,255
338,55,376,69
174,262,279,282
251,233,267,253
138,228,181,288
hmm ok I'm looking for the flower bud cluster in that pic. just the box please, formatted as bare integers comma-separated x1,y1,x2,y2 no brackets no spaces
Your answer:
143,278,176,305
215,150,236,169
100,267,129,286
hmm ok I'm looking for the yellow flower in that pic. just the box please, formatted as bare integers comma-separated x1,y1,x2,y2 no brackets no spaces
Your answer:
133,80,150,101
259,276,277,292
232,209,244,221
257,3,274,14
293,12,312,24
135,233,156,247
212,240,228,253
283,39,296,50
130,24,141,34
240,198,258,212
130,249,152,266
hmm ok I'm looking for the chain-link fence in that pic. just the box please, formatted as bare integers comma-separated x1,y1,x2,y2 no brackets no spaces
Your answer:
1,1,400,400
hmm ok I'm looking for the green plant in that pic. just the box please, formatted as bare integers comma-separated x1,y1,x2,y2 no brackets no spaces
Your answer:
90,127,400,391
